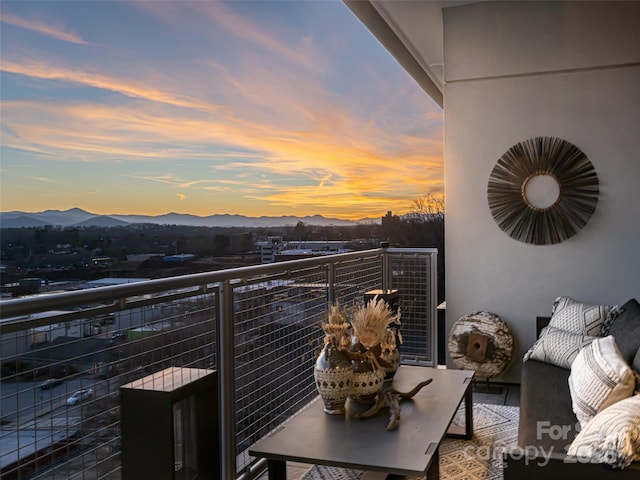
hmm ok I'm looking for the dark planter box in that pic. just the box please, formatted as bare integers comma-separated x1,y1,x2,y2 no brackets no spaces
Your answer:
120,367,219,480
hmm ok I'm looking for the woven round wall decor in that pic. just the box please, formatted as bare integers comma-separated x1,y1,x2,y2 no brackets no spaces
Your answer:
487,136,599,245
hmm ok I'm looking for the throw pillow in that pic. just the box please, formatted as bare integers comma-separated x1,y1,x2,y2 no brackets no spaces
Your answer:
568,335,635,427
567,394,640,469
524,297,617,369
523,326,596,369
607,298,640,365
549,296,614,336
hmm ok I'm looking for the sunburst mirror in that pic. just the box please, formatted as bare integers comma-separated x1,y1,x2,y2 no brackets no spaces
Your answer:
487,137,599,245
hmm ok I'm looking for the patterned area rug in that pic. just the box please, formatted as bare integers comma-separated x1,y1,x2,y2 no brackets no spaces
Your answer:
300,403,519,480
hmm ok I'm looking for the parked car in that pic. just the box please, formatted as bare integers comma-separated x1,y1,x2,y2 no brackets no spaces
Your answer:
66,389,93,405
40,378,64,390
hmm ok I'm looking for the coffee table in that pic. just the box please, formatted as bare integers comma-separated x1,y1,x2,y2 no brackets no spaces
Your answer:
249,366,474,479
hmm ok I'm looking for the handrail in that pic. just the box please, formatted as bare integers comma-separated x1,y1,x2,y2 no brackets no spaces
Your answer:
0,248,386,324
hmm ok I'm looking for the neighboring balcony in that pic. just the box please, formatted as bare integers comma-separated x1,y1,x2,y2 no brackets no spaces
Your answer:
0,247,438,480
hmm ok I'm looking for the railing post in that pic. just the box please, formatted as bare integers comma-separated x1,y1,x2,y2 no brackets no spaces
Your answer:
429,251,438,366
327,263,336,306
217,281,237,480
381,241,391,291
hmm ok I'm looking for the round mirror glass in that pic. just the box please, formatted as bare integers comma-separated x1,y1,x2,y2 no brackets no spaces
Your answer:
522,173,560,211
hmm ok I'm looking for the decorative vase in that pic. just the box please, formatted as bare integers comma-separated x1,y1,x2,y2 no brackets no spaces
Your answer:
314,342,353,414
349,340,384,404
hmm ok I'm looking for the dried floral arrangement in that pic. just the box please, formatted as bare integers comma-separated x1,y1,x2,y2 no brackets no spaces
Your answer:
350,295,401,350
315,296,402,370
320,302,351,350
350,295,401,371
318,296,400,349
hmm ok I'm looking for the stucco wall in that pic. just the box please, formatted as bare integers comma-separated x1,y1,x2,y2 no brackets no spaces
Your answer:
442,1,640,383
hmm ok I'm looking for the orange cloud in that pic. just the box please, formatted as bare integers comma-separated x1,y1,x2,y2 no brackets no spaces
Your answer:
2,94,442,219
0,60,224,114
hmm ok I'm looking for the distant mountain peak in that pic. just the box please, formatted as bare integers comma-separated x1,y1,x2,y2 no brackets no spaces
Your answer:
0,209,379,228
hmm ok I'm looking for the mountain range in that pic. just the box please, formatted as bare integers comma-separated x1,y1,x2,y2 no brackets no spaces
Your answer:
0,208,378,228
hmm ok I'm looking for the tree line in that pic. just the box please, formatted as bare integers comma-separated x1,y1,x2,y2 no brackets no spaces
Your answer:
1,196,444,298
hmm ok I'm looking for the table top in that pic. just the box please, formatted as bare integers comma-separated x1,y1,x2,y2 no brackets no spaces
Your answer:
249,366,474,477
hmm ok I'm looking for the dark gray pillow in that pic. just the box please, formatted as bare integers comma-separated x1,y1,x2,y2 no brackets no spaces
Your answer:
633,347,640,373
609,298,640,365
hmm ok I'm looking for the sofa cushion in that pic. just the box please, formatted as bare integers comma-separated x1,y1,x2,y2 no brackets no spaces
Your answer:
550,296,614,336
567,394,640,469
523,326,596,369
634,347,640,373
607,298,640,365
519,359,580,452
524,297,616,369
568,336,635,427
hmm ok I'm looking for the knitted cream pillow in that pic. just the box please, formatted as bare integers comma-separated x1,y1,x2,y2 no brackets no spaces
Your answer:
568,394,640,469
568,335,635,427
523,326,596,369
550,296,614,335
523,296,615,368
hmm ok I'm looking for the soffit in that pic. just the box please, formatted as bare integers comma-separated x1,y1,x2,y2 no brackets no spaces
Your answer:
369,1,449,94
352,1,640,95
346,1,477,108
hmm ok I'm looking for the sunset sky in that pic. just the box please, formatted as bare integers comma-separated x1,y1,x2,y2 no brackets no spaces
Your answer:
0,1,443,221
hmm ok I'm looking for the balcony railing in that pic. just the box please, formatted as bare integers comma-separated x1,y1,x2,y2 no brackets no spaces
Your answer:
0,247,437,479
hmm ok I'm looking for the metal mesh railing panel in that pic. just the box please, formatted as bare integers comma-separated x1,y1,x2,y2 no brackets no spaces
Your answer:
333,253,383,309
1,293,217,480
233,268,328,471
0,248,437,479
389,251,435,365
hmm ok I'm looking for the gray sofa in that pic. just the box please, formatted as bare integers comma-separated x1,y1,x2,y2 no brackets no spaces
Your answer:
503,314,640,479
